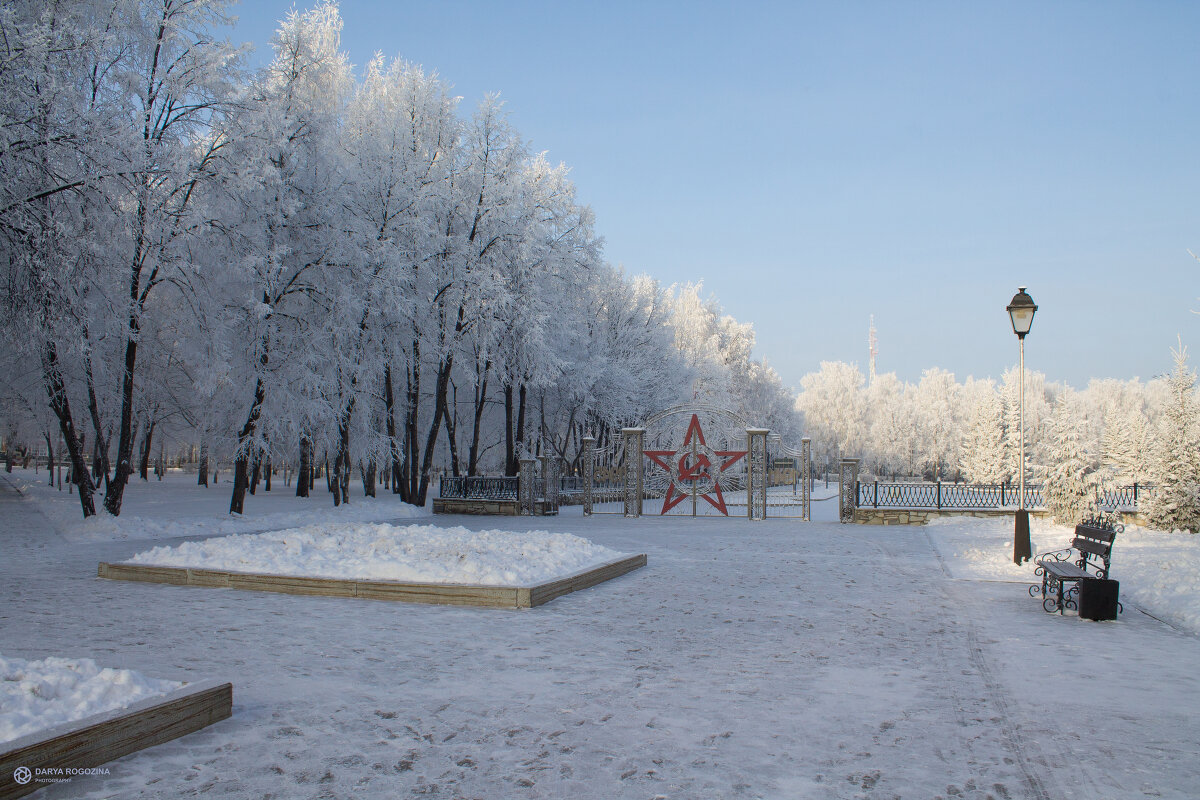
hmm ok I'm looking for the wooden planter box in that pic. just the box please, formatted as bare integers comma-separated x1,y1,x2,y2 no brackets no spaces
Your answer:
1,679,232,800
98,553,647,609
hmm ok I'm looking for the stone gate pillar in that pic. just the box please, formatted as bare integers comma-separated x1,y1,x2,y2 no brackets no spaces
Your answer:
838,457,860,523
746,428,769,520
622,428,644,518
581,436,595,516
801,437,812,521
540,452,560,513
519,457,536,515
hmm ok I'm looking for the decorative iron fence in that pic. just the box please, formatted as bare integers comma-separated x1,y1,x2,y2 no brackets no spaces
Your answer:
440,474,629,505
558,476,625,505
855,481,1147,511
1100,484,1144,509
439,475,519,500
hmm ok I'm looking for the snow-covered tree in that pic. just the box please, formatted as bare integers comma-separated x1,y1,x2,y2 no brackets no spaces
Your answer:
1042,390,1097,524
862,373,912,477
959,378,1008,484
0,1,835,519
914,368,961,480
1142,341,1200,532
210,0,352,514
1092,379,1151,486
795,361,865,466
0,0,241,516
1000,364,1051,487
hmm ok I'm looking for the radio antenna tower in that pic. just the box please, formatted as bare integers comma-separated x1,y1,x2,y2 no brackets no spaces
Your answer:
868,315,878,386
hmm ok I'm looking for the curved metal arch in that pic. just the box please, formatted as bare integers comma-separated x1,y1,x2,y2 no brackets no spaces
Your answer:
772,442,809,458
641,403,756,431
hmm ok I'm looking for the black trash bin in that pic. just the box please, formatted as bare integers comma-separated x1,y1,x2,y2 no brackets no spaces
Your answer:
1078,577,1119,621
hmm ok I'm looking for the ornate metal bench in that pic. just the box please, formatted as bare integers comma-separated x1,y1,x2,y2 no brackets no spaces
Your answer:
1029,519,1121,614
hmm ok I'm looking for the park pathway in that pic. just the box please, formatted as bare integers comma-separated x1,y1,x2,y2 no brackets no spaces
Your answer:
1,481,1198,798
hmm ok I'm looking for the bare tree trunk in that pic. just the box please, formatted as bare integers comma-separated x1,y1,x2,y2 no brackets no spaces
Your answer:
403,344,421,503
82,346,112,494
384,364,403,495
444,380,460,477
504,384,516,476
331,450,343,506
416,358,454,505
92,436,104,484
103,320,140,516
333,380,356,506
333,404,353,506
296,436,311,497
138,418,156,480
468,361,490,476
249,450,261,495
43,341,95,517
515,383,527,466
44,432,55,487
501,382,530,475
229,376,265,515
361,460,376,498
198,441,209,487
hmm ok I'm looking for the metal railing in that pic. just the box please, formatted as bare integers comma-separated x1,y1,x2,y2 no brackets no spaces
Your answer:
560,477,626,506
439,472,669,506
439,475,519,500
855,481,1147,511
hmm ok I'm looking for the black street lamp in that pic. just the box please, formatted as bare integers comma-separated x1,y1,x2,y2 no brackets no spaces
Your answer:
1007,286,1037,564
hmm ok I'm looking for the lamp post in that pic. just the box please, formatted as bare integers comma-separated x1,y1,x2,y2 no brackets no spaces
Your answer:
1007,286,1037,565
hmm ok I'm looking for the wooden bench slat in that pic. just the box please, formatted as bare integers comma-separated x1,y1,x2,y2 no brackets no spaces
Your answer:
1040,561,1088,578
1072,538,1110,557
1075,525,1116,542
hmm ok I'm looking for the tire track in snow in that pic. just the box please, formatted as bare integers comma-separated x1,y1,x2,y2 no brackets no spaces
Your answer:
959,614,1056,800
919,528,1060,797
842,527,1059,800
920,521,1119,800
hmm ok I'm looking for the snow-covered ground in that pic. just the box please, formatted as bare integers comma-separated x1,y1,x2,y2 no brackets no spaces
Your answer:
2,468,1198,799
3,469,428,543
0,654,182,745
926,514,1200,633
126,523,629,586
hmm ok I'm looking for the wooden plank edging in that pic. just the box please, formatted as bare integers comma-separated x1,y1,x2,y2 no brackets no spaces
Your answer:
0,679,232,800
98,553,648,609
526,553,649,607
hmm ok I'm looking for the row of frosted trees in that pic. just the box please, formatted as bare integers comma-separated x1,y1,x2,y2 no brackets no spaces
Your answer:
795,345,1200,531
0,1,799,519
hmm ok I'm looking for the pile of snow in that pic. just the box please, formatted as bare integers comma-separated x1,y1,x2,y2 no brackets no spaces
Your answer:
126,523,629,586
1107,526,1200,632
0,654,182,745
926,515,1200,633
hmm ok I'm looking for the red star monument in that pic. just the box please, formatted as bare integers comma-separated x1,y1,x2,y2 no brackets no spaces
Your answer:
645,414,748,515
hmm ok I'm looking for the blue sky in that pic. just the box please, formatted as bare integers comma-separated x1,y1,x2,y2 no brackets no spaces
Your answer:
229,1,1200,390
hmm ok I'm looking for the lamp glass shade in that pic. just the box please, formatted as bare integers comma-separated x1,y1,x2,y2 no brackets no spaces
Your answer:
1009,306,1034,335
1006,288,1037,337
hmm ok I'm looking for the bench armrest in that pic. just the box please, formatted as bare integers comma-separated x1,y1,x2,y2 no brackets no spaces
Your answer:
1034,548,1074,578
1035,548,1072,566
